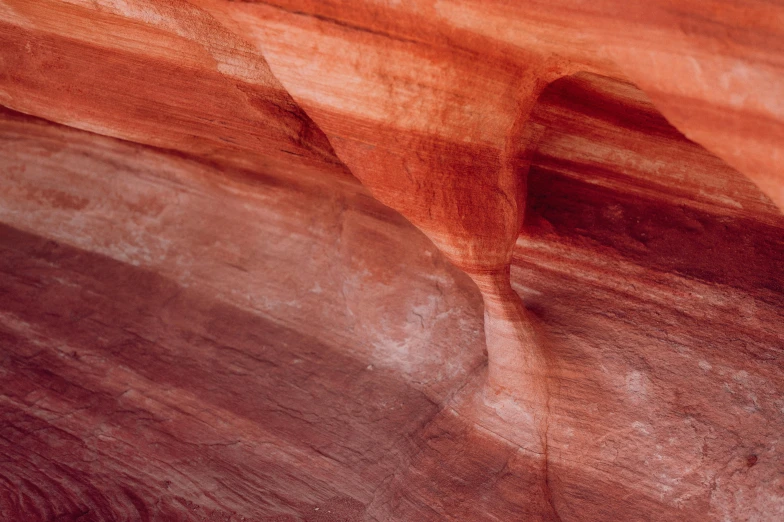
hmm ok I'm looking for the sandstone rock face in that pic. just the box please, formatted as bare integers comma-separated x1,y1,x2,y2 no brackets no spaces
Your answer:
0,1,783,521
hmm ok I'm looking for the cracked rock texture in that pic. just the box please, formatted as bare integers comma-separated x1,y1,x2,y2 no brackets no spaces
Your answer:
0,1,783,521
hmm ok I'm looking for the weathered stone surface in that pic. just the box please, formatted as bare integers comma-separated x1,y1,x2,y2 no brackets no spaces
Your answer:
0,1,782,521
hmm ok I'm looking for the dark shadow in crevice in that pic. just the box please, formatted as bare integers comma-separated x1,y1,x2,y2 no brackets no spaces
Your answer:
524,72,784,306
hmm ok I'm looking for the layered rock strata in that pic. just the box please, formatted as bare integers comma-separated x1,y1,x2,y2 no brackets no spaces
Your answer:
0,1,783,520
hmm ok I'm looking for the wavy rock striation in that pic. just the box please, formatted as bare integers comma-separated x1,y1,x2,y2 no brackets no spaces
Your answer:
0,1,783,521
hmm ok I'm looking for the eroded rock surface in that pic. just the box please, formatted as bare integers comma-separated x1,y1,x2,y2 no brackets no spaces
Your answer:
0,1,782,521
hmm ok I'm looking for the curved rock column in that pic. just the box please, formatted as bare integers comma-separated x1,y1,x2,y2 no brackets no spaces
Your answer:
218,5,570,517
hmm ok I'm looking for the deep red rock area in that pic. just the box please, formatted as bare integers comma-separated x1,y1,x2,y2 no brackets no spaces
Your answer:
1,1,783,521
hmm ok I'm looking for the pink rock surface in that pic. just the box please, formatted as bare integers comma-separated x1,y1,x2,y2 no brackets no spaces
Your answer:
0,1,783,520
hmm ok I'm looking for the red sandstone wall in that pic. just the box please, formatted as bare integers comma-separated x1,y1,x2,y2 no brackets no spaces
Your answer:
0,1,783,521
